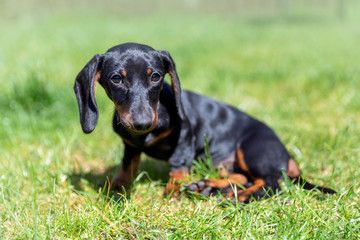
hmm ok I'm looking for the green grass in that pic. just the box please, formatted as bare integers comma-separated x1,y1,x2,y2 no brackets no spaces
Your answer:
1,0,359,238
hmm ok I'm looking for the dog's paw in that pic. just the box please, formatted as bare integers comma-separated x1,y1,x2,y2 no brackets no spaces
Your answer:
163,182,182,200
111,178,129,193
184,180,218,197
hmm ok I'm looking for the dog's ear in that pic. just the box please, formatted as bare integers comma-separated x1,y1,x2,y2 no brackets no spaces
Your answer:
74,54,104,133
158,50,186,121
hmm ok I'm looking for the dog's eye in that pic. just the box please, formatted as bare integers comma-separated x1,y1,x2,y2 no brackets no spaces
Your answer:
111,74,122,84
151,73,161,82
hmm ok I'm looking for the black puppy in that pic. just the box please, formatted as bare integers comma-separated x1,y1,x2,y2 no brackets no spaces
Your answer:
74,42,336,202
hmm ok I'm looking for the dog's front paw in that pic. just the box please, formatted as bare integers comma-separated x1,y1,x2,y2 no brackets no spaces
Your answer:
164,181,190,200
163,169,190,199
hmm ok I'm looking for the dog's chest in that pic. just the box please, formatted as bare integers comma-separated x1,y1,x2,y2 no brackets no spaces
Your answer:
121,130,176,160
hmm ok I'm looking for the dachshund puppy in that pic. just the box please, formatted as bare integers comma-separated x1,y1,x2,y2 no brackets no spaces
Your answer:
74,43,336,202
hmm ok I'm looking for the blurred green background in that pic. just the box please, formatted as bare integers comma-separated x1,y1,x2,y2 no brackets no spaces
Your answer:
0,0,359,238
1,0,359,147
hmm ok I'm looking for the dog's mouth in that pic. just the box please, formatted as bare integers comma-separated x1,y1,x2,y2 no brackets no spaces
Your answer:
125,123,157,135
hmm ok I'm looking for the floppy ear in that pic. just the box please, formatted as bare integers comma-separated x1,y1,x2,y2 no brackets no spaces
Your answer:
73,54,104,133
158,50,186,121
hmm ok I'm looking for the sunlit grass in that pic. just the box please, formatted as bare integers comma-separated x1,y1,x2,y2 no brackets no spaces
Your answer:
0,1,359,238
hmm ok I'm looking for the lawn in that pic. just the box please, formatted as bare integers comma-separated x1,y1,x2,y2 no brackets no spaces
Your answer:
0,0,359,239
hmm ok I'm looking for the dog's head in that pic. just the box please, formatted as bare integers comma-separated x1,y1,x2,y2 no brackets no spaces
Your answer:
74,43,185,134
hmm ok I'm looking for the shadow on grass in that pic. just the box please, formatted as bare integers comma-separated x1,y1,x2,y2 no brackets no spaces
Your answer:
68,158,170,194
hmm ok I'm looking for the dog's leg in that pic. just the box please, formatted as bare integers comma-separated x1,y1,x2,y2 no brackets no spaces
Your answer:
112,144,141,191
164,121,195,198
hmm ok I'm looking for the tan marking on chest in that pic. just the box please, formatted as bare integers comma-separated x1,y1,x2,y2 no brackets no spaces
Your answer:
145,129,173,147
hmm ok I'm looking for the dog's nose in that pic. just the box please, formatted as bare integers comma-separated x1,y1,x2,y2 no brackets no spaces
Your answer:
133,119,153,131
